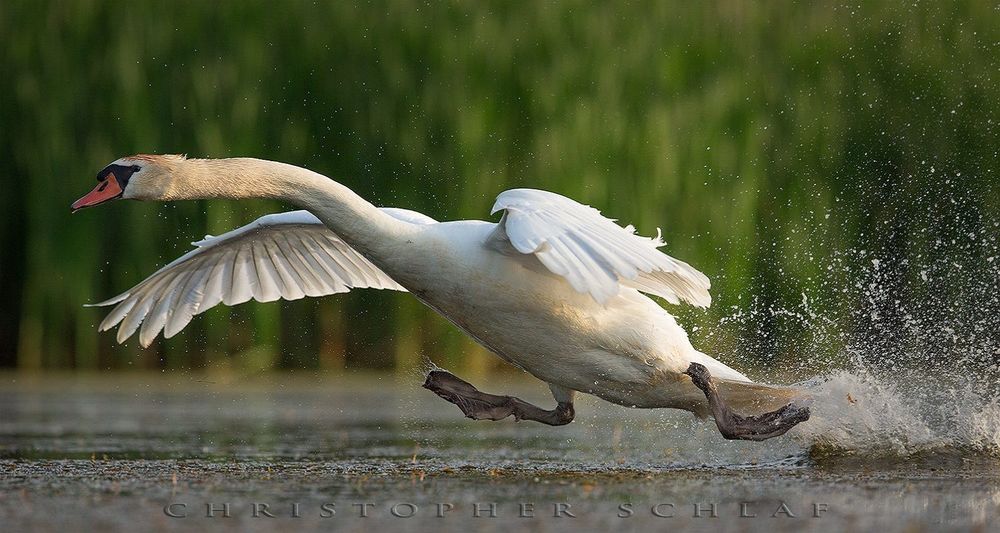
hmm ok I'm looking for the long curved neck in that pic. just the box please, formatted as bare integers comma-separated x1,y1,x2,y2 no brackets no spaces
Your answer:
162,157,415,260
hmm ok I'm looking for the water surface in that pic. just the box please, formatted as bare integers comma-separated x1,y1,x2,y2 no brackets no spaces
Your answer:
1,372,997,531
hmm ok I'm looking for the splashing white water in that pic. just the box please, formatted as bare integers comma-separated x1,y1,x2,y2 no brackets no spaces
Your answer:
697,177,1000,460
793,369,996,456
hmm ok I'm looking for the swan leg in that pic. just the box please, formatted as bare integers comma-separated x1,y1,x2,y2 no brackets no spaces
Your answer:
422,369,575,426
683,362,810,441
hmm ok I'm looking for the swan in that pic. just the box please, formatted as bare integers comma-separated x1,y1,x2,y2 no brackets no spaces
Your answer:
72,154,809,440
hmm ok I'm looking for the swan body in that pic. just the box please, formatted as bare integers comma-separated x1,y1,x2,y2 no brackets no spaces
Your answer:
73,155,806,429
394,219,748,410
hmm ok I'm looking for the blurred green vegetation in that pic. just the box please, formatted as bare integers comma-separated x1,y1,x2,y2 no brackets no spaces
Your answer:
0,1,996,374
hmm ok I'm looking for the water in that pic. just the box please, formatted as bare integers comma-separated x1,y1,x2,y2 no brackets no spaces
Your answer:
802,369,1000,459
2,371,998,532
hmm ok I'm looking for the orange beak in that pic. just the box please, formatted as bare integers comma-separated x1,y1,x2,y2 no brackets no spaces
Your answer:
72,173,123,212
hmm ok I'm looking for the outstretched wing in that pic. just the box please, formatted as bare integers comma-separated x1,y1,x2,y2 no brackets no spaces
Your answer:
92,209,436,347
488,188,710,306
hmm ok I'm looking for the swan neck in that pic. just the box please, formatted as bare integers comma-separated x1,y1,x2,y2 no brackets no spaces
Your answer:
172,157,413,255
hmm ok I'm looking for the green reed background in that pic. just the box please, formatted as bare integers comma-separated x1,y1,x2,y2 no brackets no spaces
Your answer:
0,1,996,374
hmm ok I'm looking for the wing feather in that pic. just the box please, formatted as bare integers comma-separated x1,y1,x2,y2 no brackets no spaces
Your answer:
115,270,184,343
276,233,326,296
250,240,282,302
90,209,435,347
197,249,234,312
226,245,255,306
163,257,215,338
489,188,711,306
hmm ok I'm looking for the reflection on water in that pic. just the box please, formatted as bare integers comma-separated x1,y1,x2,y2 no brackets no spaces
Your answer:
1,373,998,531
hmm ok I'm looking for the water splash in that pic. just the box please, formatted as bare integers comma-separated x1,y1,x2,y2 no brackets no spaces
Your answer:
702,175,1000,461
793,369,1000,459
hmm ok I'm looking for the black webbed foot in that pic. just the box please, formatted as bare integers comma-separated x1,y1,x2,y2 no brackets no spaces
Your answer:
423,369,574,426
684,362,810,441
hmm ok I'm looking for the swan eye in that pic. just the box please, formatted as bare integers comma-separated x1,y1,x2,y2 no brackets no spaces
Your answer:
95,164,142,187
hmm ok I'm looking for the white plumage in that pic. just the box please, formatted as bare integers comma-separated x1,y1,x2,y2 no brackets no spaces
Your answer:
490,188,711,306
91,209,434,347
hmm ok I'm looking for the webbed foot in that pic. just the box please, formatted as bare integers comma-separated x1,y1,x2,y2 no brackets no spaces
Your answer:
423,369,574,426
684,362,810,441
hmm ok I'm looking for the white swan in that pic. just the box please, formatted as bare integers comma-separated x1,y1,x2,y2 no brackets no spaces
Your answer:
72,155,809,440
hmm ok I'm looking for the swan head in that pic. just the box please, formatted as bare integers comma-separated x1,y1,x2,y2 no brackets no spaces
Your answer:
72,154,186,211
